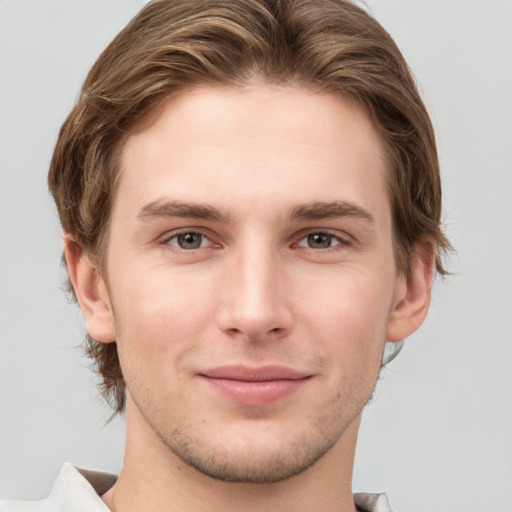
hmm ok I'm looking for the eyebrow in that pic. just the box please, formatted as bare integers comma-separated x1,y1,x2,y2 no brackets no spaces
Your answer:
138,199,229,222
289,201,374,224
138,199,374,225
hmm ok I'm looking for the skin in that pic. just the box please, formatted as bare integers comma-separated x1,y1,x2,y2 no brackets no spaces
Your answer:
66,85,434,512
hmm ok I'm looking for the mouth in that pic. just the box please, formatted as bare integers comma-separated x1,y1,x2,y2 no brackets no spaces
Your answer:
198,365,312,406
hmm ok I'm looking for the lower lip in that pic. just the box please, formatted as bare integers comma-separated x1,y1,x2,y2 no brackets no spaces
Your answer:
201,377,309,406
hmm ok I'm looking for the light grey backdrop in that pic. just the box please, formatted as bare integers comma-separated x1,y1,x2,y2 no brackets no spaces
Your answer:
1,1,511,511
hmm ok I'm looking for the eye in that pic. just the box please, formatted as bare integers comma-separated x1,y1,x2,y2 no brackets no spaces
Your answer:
166,231,211,250
296,232,346,249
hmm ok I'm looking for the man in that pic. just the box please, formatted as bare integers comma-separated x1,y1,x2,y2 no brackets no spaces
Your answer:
1,0,450,510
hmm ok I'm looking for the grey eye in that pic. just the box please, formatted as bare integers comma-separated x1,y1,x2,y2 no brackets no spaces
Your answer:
307,233,334,249
174,232,204,249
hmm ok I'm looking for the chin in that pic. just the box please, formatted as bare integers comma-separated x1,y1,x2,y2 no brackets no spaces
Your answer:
163,430,340,484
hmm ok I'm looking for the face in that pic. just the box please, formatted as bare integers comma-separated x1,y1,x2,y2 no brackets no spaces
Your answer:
75,85,428,483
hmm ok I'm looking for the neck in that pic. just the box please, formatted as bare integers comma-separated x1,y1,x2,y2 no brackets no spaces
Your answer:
103,399,360,512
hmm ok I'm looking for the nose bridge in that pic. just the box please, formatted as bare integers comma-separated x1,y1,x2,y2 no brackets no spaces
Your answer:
217,234,291,340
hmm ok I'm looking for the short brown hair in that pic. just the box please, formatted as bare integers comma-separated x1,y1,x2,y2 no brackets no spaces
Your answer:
48,0,451,413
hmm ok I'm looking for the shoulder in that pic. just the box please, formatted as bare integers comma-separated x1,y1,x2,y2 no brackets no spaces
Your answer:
0,465,116,512
354,492,395,512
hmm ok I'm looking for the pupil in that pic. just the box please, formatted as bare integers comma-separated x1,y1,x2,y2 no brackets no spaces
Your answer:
178,232,201,249
308,233,331,248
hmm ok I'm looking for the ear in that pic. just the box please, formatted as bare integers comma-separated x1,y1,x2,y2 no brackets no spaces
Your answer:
386,240,435,342
64,236,116,343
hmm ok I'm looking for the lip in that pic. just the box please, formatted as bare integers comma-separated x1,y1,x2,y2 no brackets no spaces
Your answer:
198,365,311,406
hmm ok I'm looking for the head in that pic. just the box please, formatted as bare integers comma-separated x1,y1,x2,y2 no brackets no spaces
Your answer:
49,0,450,420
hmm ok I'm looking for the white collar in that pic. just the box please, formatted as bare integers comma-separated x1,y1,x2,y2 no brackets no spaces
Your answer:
1,464,393,512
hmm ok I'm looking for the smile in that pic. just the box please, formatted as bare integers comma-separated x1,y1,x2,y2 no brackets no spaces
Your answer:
199,365,312,406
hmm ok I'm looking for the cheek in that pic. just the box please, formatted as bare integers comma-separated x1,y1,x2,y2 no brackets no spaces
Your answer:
110,265,216,359
298,267,393,370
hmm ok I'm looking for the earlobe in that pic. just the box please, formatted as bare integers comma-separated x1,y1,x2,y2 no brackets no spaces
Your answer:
64,236,116,343
386,241,435,342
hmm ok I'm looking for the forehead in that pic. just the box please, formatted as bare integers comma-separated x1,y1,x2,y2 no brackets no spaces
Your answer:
117,85,389,222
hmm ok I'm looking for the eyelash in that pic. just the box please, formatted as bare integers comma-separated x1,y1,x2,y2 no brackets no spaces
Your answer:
163,230,218,250
161,229,351,252
293,231,349,250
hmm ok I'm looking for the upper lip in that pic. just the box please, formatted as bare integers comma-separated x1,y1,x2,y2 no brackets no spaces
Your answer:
199,365,310,382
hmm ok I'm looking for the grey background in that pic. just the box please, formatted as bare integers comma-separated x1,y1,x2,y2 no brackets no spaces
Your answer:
1,1,511,511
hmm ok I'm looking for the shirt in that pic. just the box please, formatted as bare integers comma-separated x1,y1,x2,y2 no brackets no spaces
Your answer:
0,464,394,511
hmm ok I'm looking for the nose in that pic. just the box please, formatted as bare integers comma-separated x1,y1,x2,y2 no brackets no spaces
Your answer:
216,242,293,342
